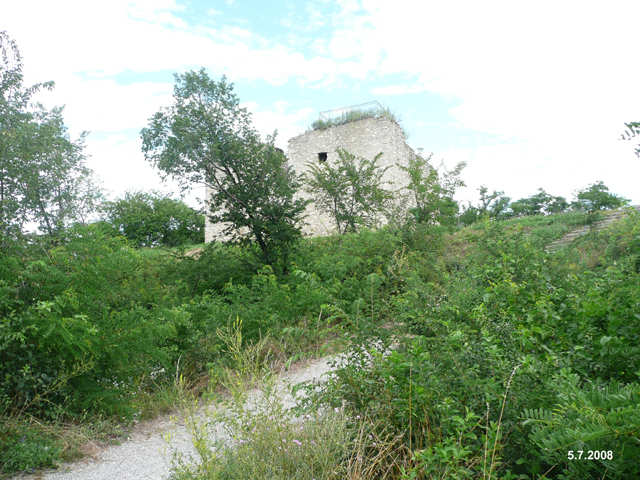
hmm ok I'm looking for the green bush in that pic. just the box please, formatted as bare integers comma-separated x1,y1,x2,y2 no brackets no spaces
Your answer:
101,191,204,248
299,211,640,478
167,241,262,296
524,373,640,480
0,225,183,417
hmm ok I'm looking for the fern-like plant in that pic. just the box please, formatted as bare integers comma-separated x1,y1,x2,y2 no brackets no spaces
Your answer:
522,370,640,479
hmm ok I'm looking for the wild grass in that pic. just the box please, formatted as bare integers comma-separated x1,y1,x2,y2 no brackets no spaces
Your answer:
310,107,403,134
170,321,350,480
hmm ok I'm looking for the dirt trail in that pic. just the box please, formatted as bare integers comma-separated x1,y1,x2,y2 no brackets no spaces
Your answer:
13,355,339,480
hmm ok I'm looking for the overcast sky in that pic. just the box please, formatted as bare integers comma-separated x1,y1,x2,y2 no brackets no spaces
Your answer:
3,0,639,208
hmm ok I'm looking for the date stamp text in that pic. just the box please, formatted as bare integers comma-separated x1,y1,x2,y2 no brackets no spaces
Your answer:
567,450,613,461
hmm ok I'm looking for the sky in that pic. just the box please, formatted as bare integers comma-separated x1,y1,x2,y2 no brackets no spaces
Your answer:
3,0,640,209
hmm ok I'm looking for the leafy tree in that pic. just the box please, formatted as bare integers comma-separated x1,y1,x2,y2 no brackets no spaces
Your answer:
621,121,640,157
21,110,101,236
140,70,307,264
101,191,204,247
478,186,510,218
572,181,629,214
1,30,51,242
509,188,568,217
0,31,100,244
400,153,465,227
459,186,511,225
303,148,392,234
458,204,479,226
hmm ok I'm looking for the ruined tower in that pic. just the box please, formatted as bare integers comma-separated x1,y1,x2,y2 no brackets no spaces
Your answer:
287,103,416,236
205,103,416,241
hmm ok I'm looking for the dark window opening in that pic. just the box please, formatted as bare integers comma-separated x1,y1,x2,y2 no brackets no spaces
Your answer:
318,152,328,162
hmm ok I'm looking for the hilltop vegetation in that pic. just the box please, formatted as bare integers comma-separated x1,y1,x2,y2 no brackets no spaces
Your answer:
309,106,402,132
3,208,639,478
168,209,640,480
1,31,638,478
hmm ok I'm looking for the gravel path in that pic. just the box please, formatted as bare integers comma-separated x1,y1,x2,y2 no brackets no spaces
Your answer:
13,355,339,480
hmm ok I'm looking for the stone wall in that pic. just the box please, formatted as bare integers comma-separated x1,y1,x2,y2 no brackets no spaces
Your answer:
205,116,416,241
287,116,416,236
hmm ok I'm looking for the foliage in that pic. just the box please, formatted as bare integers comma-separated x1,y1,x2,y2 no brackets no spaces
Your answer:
1,214,414,474
141,70,307,264
173,394,353,480
496,210,589,247
0,30,52,243
304,148,392,234
297,210,640,479
0,31,101,243
621,121,640,157
459,181,630,227
459,186,511,225
167,241,261,296
171,327,354,480
0,225,184,417
508,188,568,217
0,421,62,474
310,106,402,133
400,154,465,228
571,180,629,214
101,191,204,247
524,373,640,480
3,193,638,477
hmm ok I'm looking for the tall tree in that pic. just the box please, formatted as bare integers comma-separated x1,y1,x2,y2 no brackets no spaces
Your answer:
304,148,392,234
1,30,50,241
140,70,307,264
0,31,100,243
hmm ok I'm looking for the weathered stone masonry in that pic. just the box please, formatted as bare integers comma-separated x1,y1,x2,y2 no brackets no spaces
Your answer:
205,116,416,241
287,116,416,236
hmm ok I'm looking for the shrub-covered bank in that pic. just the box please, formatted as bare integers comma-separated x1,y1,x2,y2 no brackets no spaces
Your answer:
0,225,401,474
291,210,640,479
3,209,638,478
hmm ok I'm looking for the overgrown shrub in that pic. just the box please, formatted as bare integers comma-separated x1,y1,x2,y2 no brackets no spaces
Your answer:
303,149,392,234
298,211,640,478
101,191,204,247
524,373,640,480
167,241,262,296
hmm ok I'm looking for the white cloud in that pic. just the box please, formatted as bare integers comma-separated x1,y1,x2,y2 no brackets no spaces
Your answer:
4,0,639,206
336,0,640,201
86,133,204,206
35,77,174,138
242,101,314,148
5,1,344,88
371,84,426,96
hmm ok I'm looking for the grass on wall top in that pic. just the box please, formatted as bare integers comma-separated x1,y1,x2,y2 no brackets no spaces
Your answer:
309,107,405,136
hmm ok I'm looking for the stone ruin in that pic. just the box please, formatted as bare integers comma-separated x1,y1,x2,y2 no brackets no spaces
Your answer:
205,102,417,242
